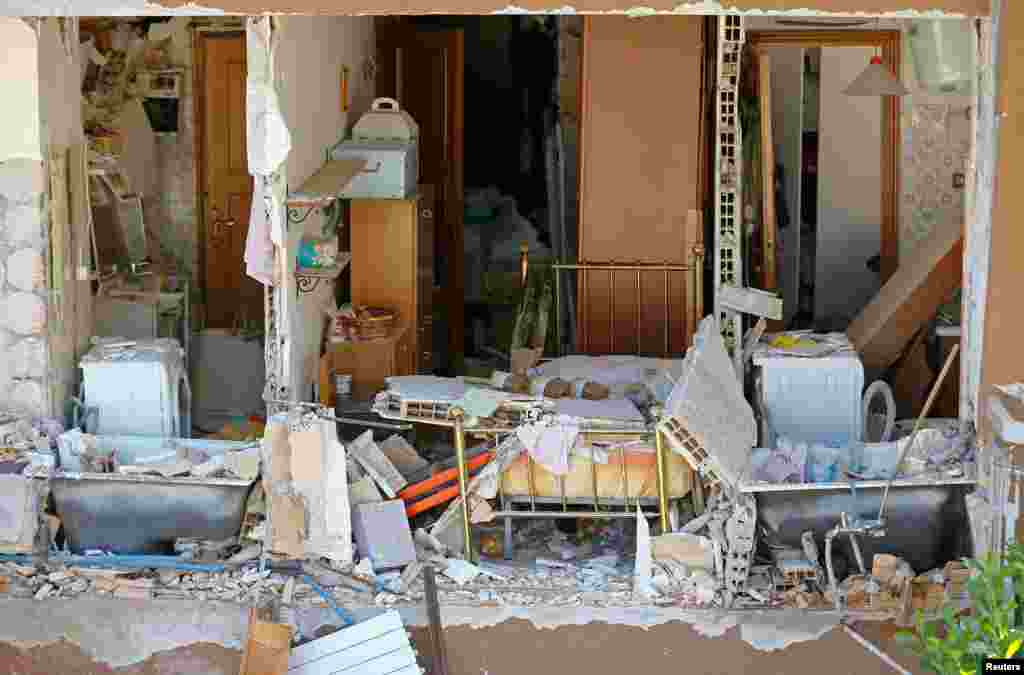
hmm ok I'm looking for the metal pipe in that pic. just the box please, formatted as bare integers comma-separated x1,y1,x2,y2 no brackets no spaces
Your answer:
693,244,705,342
664,267,670,357
582,268,589,354
636,269,642,355
825,523,841,611
491,510,659,519
655,426,670,532
551,263,692,271
554,267,562,356
608,270,615,353
842,624,912,675
849,530,868,575
877,343,960,521
451,408,475,563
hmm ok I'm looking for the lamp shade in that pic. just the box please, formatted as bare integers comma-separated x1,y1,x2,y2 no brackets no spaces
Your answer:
843,55,909,97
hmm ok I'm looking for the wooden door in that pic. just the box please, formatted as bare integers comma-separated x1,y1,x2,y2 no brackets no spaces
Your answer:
577,16,706,356
198,32,260,330
376,20,464,375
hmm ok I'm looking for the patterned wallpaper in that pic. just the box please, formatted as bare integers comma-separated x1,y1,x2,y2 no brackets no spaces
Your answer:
899,25,973,263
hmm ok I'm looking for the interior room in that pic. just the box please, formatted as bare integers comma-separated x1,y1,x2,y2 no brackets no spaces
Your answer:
77,17,267,438
0,13,1005,660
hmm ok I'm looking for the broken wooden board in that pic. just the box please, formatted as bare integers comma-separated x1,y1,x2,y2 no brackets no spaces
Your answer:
847,219,963,371
349,430,407,498
240,607,293,675
287,609,420,675
291,158,368,203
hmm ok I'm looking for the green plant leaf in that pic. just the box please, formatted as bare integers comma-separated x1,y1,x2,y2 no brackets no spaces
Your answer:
1008,639,1022,658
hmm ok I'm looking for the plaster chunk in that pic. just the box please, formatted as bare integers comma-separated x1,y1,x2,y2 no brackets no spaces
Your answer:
0,292,45,335
6,248,42,291
0,159,45,202
4,203,42,246
8,337,46,379
8,379,45,416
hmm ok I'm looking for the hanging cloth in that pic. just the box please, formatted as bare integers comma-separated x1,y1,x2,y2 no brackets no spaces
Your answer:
244,17,292,286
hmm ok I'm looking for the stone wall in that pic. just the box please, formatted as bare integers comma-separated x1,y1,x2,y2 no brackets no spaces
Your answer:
0,160,49,416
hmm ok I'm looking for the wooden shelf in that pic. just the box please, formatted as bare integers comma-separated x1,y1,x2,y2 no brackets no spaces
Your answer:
286,158,367,207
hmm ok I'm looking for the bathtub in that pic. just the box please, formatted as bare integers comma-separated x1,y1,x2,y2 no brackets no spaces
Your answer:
744,476,976,577
52,434,257,554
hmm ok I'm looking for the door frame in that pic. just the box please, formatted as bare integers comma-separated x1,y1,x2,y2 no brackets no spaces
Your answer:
375,18,465,375
746,29,902,283
192,25,247,328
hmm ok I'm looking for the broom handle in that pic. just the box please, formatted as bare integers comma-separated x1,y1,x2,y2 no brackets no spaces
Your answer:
877,343,960,521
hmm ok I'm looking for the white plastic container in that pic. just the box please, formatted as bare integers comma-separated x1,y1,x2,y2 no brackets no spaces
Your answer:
331,140,418,199
352,98,419,142
80,339,187,438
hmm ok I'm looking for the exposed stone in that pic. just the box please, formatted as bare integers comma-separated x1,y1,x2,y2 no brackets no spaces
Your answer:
8,337,46,379
6,247,43,291
0,292,45,335
4,203,42,247
0,159,45,203
8,379,46,416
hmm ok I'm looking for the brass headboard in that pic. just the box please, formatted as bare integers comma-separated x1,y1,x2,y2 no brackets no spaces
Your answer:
519,242,705,358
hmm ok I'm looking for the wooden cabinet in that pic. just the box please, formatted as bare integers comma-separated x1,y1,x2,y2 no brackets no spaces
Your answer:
350,185,435,375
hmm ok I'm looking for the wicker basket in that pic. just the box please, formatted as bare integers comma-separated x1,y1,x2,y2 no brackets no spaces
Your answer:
355,307,397,340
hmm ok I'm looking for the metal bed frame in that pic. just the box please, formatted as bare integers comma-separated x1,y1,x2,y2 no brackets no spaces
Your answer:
518,243,705,358
377,247,707,561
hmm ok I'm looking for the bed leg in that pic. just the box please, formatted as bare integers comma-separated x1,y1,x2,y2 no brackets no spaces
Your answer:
504,507,514,561
451,408,475,563
655,428,670,533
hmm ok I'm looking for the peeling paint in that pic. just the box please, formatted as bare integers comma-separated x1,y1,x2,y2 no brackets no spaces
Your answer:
0,0,973,17
486,4,967,16
0,598,844,668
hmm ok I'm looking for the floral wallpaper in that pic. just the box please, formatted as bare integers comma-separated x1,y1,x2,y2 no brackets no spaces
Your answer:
900,102,970,262
899,24,973,263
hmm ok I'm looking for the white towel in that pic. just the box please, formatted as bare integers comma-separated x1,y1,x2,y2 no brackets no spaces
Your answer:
516,416,579,475
244,17,292,287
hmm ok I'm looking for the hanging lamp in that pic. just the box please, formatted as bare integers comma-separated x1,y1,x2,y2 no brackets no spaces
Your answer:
843,21,909,100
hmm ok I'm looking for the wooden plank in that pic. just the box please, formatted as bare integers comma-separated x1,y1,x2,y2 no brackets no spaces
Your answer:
758,49,777,292
288,636,416,675
289,610,404,669
292,159,368,201
847,219,963,371
240,608,293,675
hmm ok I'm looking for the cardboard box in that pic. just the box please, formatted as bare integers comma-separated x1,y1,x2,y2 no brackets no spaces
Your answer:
320,323,410,404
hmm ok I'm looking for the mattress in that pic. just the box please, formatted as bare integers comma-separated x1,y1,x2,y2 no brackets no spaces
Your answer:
500,446,693,499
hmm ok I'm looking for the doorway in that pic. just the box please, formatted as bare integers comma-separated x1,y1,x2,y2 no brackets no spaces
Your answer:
196,31,261,331
745,30,901,332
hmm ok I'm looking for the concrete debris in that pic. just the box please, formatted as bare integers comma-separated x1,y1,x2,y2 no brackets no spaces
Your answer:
444,559,483,585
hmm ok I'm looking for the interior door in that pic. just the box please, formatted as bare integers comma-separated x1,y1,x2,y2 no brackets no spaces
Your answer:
376,19,465,375
767,47,806,328
199,32,260,330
